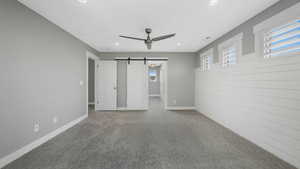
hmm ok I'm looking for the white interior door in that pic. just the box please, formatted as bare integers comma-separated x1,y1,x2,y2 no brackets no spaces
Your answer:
127,61,149,110
95,60,117,110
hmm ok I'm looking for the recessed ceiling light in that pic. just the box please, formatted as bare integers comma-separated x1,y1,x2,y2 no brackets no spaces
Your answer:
209,0,218,6
177,42,181,46
115,42,120,46
77,0,88,4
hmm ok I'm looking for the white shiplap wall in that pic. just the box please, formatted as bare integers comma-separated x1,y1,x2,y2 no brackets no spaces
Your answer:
195,54,300,168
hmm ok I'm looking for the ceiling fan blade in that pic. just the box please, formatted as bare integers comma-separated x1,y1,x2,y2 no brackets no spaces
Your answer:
119,35,145,41
152,33,176,41
146,43,152,50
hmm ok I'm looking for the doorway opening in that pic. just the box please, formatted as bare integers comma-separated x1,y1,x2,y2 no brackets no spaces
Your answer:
88,58,95,112
86,51,99,115
148,61,167,110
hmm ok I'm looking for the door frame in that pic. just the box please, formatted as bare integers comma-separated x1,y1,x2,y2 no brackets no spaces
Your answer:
162,61,168,110
147,59,168,109
86,51,99,116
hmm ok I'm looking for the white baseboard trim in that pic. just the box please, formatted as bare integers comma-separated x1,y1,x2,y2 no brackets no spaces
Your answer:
116,107,128,111
149,95,160,97
166,106,196,110
0,114,88,169
116,107,148,111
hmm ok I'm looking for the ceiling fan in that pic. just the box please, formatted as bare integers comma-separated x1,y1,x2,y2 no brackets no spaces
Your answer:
119,28,176,50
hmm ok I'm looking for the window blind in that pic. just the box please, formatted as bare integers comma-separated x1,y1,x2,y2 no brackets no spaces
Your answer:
201,54,212,71
264,19,300,58
222,46,237,67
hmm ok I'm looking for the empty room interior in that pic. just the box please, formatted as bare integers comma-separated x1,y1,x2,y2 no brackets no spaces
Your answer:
1,0,300,168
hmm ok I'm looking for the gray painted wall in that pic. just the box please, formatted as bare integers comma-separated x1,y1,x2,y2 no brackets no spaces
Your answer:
88,59,95,103
196,0,300,66
0,0,98,160
149,66,161,95
99,52,196,107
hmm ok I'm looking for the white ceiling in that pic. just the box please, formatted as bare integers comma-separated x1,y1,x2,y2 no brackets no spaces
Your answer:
18,0,279,52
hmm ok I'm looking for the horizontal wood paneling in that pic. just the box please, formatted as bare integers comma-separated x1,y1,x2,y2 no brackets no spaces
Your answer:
195,54,300,168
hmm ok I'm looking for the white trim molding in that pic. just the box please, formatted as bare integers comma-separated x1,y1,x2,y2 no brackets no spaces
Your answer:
0,115,87,168
149,94,161,97
166,106,196,111
116,107,149,111
86,51,99,60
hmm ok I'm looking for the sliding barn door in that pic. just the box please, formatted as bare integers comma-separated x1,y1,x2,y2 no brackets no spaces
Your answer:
95,60,117,110
127,61,149,110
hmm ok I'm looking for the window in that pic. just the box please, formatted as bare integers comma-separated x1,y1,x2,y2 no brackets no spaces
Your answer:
218,33,242,67
201,55,210,71
264,19,300,58
149,70,157,82
222,45,237,67
200,49,213,71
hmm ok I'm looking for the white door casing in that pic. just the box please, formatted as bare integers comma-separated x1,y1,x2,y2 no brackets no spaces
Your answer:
95,60,117,110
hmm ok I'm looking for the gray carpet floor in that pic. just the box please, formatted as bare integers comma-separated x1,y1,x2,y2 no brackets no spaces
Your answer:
4,98,296,169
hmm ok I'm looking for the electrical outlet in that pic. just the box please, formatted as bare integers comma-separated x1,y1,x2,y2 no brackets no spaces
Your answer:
53,117,58,124
173,100,177,105
34,123,39,132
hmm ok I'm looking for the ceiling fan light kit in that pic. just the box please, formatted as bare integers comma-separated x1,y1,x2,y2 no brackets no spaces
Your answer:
120,28,176,50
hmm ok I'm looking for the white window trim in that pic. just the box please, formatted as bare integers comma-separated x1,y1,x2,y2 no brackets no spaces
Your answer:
253,2,300,58
199,48,213,71
218,33,243,67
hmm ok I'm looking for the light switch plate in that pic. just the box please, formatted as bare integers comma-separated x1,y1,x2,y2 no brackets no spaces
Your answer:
34,123,39,132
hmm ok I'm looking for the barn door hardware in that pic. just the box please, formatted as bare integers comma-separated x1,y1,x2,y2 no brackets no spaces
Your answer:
115,57,168,65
